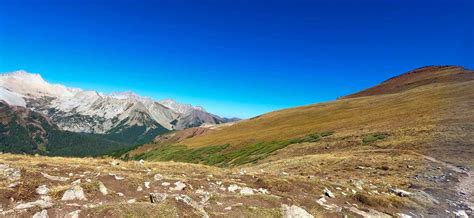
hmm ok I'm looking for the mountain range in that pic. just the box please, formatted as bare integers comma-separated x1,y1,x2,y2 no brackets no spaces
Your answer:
0,70,237,155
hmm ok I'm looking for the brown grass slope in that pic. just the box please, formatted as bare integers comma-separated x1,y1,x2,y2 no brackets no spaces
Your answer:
342,65,473,99
178,66,473,151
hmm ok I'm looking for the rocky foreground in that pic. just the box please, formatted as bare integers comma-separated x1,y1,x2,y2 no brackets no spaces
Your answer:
0,152,471,218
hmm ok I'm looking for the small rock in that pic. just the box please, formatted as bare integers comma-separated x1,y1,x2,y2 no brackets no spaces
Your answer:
138,159,145,165
170,181,186,191
453,210,468,218
224,206,232,211
281,204,314,218
15,197,53,210
41,172,69,182
154,174,164,181
149,193,167,203
65,210,80,218
161,182,170,186
257,188,270,194
227,184,241,192
144,182,151,189
62,186,86,201
127,199,137,203
32,209,48,218
117,192,124,197
36,185,49,195
98,182,108,195
240,187,254,196
324,187,335,198
137,186,143,192
396,213,413,218
389,188,411,197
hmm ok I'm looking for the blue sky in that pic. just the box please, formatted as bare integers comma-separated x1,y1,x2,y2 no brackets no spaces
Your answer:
0,0,473,118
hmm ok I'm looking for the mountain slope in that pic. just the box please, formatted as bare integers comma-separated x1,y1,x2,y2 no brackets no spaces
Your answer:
125,66,474,167
0,101,130,156
342,65,473,99
0,70,235,145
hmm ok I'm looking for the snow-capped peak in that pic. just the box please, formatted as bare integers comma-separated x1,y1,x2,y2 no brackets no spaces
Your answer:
108,91,153,102
0,70,46,83
0,70,81,98
158,98,205,114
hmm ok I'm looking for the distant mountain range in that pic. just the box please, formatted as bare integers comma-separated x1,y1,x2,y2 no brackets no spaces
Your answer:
0,70,238,154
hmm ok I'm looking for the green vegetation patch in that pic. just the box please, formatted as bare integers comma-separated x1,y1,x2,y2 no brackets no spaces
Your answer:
362,133,387,144
134,130,334,167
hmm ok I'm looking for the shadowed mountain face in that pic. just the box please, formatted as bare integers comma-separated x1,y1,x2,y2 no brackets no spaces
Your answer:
0,101,131,156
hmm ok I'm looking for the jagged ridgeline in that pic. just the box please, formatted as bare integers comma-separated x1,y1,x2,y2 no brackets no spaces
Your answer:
0,71,238,156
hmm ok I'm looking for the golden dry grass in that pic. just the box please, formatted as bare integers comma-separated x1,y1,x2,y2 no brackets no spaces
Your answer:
181,80,473,149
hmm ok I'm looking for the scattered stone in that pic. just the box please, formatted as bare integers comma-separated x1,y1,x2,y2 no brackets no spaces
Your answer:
114,175,124,180
144,181,151,189
110,160,120,166
137,186,143,192
161,182,170,186
0,164,21,181
324,187,335,198
62,186,86,201
41,172,69,182
280,172,289,176
36,185,49,195
227,184,240,192
240,187,254,196
154,174,164,181
98,182,108,195
257,188,270,194
356,166,365,170
353,180,364,190
149,193,167,203
453,210,468,218
281,204,314,218
396,213,413,218
224,206,232,211
389,188,412,197
127,199,137,203
65,210,81,218
32,209,48,218
117,192,124,197
316,197,338,210
175,194,209,218
170,181,186,191
15,197,53,210
138,159,145,165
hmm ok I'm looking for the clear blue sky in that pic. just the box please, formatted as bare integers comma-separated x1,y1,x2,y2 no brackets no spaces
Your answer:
1,0,473,118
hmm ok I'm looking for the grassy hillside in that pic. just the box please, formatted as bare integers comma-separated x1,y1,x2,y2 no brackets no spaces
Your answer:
124,66,474,168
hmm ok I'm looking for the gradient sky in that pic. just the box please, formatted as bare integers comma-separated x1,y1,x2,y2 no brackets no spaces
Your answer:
0,0,473,118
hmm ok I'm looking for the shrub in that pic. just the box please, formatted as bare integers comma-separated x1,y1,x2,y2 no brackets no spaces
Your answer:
362,133,387,144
